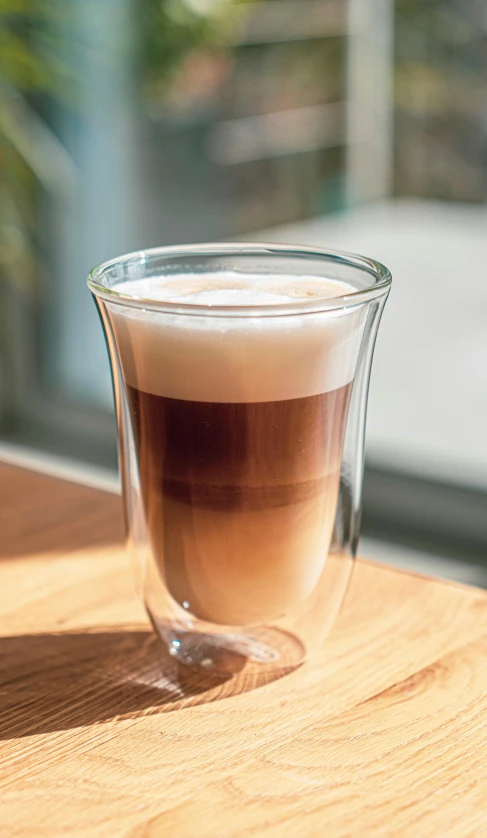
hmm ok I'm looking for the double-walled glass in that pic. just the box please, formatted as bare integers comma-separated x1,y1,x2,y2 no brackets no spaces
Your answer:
88,244,391,676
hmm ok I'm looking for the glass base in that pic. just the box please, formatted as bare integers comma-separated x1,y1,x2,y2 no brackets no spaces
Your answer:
148,610,306,677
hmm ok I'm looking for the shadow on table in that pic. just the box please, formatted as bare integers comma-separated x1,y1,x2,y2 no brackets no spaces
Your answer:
0,627,298,739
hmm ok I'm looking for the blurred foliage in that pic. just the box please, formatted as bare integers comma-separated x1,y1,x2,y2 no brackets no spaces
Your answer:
0,2,81,306
0,0,255,292
0,0,76,99
394,0,487,202
138,0,257,105
0,1,52,293
140,0,229,80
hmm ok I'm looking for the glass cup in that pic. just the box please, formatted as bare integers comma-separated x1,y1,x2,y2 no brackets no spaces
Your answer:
88,244,391,677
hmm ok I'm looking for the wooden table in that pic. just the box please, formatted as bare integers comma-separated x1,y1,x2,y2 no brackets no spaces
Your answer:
1,461,486,837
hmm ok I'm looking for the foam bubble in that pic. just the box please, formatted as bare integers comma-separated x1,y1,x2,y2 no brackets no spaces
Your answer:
107,274,365,402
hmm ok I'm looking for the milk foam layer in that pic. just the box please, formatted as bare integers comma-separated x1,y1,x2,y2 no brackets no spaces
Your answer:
114,273,353,306
108,273,365,402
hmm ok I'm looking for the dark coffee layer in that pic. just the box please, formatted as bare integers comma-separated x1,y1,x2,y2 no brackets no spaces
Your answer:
127,386,350,500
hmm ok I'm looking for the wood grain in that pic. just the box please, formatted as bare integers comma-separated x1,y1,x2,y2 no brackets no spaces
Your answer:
0,461,486,837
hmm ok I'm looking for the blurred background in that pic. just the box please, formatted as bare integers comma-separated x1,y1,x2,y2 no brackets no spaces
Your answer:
0,0,486,585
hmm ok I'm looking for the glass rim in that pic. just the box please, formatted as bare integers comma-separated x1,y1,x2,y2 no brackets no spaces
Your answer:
87,242,392,317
